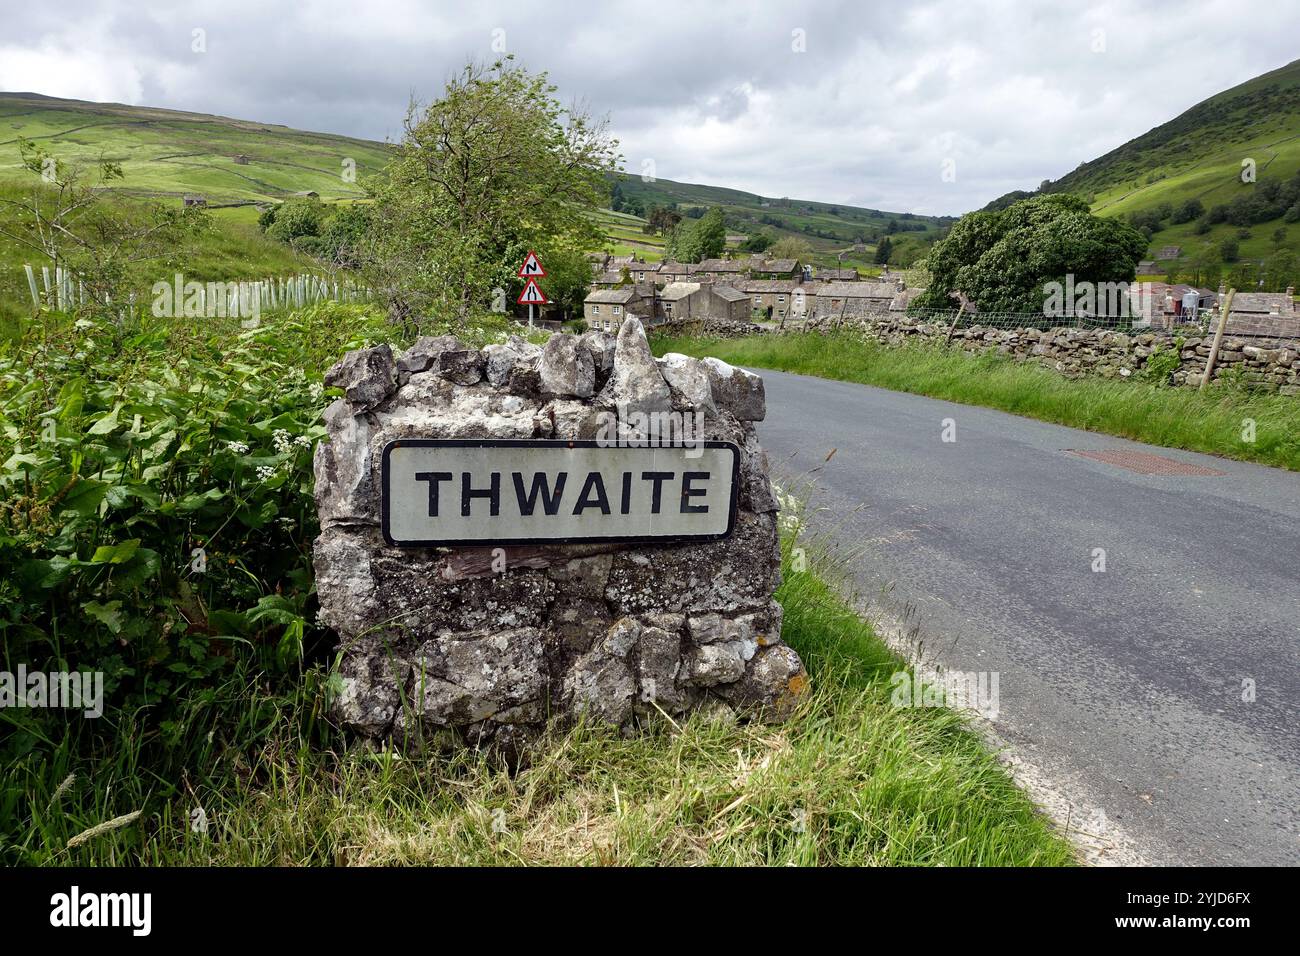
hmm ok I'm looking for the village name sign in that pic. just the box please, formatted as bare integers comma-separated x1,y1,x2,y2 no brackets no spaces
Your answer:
382,439,739,546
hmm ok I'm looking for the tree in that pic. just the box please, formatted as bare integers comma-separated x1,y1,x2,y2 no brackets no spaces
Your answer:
264,197,326,242
645,204,681,236
537,244,592,321
363,58,620,325
766,236,813,261
874,235,893,264
0,137,208,321
739,231,773,253
1218,236,1240,263
913,194,1147,313
1171,198,1204,224
667,207,726,262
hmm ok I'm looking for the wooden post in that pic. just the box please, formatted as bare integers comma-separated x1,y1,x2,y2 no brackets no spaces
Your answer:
944,301,966,345
1201,288,1235,391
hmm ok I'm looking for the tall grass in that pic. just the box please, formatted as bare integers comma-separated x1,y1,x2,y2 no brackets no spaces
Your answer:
3,527,1074,867
653,331,1300,471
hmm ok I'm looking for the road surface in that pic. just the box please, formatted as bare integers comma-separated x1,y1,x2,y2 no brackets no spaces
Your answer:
754,368,1300,866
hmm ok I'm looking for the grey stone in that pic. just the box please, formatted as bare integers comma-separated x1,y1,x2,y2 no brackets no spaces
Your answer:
398,335,463,379
598,318,672,421
437,348,485,386
482,343,522,386
324,344,396,410
657,352,717,414
538,334,595,398
702,357,766,421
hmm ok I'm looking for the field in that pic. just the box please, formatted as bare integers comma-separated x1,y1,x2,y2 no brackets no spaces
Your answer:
0,93,391,204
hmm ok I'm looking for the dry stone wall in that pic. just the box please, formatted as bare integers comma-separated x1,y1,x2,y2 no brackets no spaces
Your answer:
312,318,807,748
793,316,1300,393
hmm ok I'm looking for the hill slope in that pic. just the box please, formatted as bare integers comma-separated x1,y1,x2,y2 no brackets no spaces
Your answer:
0,92,392,204
995,59,1300,282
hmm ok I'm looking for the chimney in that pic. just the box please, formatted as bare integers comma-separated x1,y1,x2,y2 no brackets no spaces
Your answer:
895,277,906,292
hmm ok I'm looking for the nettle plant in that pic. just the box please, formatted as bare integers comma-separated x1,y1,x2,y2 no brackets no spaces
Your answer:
0,304,388,743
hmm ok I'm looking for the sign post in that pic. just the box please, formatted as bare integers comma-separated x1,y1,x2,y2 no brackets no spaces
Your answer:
517,251,548,328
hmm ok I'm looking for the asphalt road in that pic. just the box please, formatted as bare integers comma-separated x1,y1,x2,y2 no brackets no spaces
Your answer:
755,368,1300,866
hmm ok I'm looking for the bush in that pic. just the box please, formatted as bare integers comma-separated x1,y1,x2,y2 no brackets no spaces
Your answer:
0,304,396,753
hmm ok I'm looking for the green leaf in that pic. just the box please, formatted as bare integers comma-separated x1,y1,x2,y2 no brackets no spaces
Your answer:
89,538,141,564
87,402,123,435
59,478,109,516
82,599,124,634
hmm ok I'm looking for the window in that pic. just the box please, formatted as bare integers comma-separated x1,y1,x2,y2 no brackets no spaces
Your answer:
591,305,600,314
777,296,786,303
613,305,622,315
753,296,761,305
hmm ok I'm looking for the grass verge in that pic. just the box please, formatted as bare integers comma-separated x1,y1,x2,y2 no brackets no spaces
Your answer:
5,530,1074,866
652,331,1300,472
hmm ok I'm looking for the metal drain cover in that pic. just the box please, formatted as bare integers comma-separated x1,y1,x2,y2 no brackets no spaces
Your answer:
1067,448,1226,476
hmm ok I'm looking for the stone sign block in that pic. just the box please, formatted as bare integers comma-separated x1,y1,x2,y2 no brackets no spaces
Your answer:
312,317,807,746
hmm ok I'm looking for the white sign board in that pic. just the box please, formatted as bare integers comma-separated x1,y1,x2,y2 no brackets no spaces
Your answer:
381,439,739,547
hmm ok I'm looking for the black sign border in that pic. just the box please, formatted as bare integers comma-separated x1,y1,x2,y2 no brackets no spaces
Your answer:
380,438,741,548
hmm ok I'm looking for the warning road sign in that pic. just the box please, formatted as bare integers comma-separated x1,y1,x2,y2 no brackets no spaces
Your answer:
517,278,548,305
517,251,546,278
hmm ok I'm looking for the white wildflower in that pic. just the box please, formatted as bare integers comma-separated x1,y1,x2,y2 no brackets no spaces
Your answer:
255,465,276,482
272,429,293,454
308,382,324,401
226,440,250,454
294,435,312,449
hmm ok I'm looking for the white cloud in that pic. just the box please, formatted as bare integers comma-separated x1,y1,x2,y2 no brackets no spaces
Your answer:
1,0,1297,215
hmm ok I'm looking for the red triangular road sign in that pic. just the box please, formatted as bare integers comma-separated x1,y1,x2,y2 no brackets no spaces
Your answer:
517,251,546,278
517,278,548,305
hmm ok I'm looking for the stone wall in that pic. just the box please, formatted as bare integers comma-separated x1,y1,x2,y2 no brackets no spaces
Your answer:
792,316,1300,394
311,319,808,749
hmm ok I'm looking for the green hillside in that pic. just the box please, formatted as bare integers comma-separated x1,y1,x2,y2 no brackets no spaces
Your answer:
0,92,392,204
1007,59,1300,286
612,172,951,270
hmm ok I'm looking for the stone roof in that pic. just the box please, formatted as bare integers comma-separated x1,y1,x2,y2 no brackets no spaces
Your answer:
1230,292,1296,314
659,281,701,300
585,288,640,304
756,258,799,273
590,271,624,285
695,258,748,273
817,268,858,281
658,261,693,275
741,280,803,294
712,286,750,302
819,281,899,299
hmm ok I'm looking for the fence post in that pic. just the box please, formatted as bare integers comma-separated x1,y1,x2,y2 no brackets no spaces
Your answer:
24,265,40,309
1201,289,1235,391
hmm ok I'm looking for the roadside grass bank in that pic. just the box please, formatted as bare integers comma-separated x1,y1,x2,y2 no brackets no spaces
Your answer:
5,531,1075,866
652,331,1300,472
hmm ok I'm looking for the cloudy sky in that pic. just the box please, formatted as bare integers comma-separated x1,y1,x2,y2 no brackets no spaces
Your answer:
3,0,1298,216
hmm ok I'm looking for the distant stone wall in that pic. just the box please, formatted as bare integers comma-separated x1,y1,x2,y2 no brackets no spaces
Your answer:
311,319,807,750
790,316,1300,394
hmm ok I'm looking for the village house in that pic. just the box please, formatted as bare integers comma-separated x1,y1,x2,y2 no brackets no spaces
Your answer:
748,257,802,280
691,258,750,282
741,279,812,322
1223,287,1300,338
655,282,750,324
813,278,907,319
816,267,859,282
182,194,208,207
584,287,654,332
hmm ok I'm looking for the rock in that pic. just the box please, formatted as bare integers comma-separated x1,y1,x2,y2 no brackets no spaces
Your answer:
578,330,617,387
313,399,376,527
657,352,717,414
410,628,546,726
701,357,766,421
482,343,522,386
538,334,595,398
437,348,485,386
598,318,672,421
324,344,396,410
397,335,463,380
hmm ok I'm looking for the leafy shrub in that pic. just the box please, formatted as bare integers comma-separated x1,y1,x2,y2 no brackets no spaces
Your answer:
0,303,396,753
